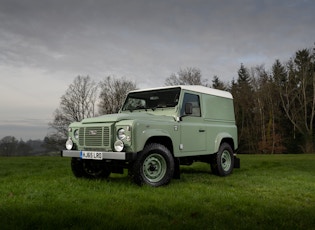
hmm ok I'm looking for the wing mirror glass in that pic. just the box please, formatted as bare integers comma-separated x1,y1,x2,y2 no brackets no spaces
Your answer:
185,103,193,115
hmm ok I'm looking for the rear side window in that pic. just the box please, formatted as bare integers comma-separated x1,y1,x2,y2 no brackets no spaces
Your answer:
181,93,201,117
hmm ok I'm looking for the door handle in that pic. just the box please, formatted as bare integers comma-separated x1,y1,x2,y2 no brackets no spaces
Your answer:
199,129,205,132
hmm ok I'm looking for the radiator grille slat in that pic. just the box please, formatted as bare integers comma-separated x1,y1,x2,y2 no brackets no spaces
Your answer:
103,127,110,146
85,127,102,146
79,128,85,146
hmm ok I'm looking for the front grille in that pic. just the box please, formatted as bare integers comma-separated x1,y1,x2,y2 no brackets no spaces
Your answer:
79,126,111,147
85,127,102,146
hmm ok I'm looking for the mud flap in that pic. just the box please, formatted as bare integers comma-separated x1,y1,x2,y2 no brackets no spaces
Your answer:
173,158,181,179
234,156,240,168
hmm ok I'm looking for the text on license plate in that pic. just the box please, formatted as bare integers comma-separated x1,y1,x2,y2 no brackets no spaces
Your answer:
80,151,103,160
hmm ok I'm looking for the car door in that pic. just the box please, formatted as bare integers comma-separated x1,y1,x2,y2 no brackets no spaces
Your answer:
179,92,206,153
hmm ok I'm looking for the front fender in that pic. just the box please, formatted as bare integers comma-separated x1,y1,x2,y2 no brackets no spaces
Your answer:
135,128,172,152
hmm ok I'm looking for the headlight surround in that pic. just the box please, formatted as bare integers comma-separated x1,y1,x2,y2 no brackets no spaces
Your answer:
74,129,79,139
117,128,126,140
65,138,73,150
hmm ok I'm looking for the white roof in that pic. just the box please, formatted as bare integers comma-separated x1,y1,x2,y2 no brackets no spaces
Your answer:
129,85,233,99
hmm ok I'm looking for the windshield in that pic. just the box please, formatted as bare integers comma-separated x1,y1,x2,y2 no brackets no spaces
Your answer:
122,87,181,112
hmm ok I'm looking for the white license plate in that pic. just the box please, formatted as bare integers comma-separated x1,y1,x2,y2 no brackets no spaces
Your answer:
80,151,103,160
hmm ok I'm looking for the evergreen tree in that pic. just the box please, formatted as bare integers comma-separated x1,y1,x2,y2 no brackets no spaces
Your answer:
212,75,227,90
231,64,256,153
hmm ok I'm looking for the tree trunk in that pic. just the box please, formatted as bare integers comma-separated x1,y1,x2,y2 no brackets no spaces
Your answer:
304,134,314,153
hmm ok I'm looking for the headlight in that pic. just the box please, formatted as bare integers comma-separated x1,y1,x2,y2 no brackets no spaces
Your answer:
74,129,79,139
117,128,126,140
114,140,124,152
65,138,73,150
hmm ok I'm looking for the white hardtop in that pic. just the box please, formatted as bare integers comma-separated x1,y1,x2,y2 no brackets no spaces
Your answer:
129,85,233,99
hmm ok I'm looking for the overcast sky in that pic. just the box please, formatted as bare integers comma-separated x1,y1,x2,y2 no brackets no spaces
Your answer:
0,0,314,140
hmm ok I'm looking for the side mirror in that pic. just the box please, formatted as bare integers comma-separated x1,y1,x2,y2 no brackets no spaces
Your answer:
185,103,193,115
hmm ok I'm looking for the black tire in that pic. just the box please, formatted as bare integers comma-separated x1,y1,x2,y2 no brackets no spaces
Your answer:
210,143,234,176
71,157,111,179
210,156,219,175
132,143,174,187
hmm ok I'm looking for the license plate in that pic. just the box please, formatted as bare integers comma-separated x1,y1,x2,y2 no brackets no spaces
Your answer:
80,151,103,160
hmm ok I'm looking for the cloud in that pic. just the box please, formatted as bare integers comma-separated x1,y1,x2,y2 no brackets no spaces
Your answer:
0,0,314,139
1,1,314,78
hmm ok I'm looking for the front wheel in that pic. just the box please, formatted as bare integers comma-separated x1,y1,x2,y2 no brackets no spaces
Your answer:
71,158,111,179
210,143,234,176
132,143,174,187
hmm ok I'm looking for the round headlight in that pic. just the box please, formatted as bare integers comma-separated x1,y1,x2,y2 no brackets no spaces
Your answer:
114,140,124,152
65,138,73,150
117,128,126,140
74,129,79,139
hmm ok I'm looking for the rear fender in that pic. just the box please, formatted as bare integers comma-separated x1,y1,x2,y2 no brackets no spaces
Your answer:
214,132,234,152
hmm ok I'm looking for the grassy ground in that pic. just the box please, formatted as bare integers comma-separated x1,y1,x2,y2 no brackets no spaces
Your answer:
0,154,314,230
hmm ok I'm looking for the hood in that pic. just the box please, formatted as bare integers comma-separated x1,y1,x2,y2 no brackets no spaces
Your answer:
81,112,175,124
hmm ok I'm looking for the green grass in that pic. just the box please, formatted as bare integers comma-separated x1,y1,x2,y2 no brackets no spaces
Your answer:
0,154,314,230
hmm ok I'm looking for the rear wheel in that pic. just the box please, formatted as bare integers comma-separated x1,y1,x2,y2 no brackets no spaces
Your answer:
71,158,111,179
132,143,174,186
210,143,234,176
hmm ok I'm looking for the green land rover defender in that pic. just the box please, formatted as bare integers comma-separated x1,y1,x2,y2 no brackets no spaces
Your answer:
61,85,239,186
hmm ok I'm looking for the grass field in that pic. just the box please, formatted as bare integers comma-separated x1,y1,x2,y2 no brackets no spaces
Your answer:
0,154,314,230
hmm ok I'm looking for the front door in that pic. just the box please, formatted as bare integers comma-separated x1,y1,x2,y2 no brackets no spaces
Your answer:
179,93,206,153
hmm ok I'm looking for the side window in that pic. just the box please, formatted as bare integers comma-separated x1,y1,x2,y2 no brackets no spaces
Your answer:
181,93,201,117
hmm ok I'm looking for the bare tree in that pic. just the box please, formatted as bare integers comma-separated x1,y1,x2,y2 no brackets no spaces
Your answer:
252,65,286,154
165,67,208,86
98,76,137,115
274,48,315,152
49,76,98,139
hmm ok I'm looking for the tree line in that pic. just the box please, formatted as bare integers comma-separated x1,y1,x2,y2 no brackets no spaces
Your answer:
232,46,315,154
164,47,315,154
1,45,314,155
0,136,53,156
48,44,314,154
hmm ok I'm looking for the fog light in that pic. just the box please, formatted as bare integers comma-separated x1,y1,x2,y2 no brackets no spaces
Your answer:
65,138,73,150
114,140,124,152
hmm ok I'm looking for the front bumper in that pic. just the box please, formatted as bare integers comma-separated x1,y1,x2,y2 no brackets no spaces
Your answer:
61,150,136,161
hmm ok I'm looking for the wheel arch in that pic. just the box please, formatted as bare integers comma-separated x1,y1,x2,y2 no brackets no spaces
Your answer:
214,133,236,153
144,136,174,155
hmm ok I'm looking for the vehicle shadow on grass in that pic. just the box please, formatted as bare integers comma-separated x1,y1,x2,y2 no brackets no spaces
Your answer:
70,164,241,186
180,166,212,175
